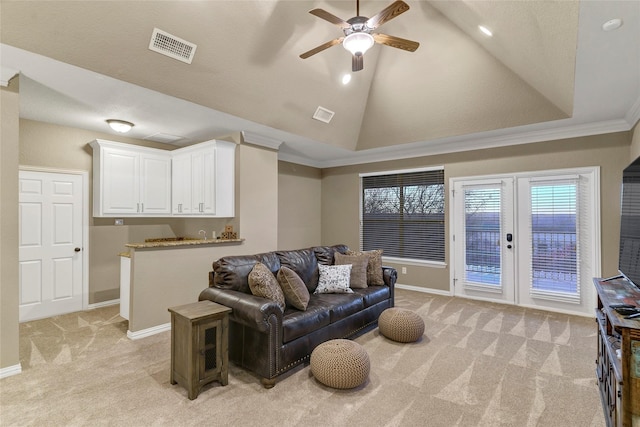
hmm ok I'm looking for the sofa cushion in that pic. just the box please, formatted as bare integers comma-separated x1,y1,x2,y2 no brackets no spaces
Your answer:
282,300,331,342
346,249,384,286
334,252,368,289
277,267,310,311
314,264,353,294
248,262,285,312
352,285,390,307
313,244,349,265
276,248,320,293
313,293,365,323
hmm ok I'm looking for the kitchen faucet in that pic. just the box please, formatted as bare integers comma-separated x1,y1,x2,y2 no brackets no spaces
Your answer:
198,230,207,240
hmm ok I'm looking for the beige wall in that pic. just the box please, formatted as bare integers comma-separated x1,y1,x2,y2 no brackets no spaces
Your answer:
321,132,632,292
19,119,241,304
128,143,279,332
0,82,21,373
278,161,322,250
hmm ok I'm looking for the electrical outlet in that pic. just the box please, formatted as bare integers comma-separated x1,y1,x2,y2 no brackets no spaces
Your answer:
402,267,407,274
114,218,124,226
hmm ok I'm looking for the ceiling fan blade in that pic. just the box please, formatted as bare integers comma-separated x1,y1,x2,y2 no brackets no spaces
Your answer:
366,1,410,30
309,9,350,29
300,37,345,59
352,53,364,72
373,33,419,52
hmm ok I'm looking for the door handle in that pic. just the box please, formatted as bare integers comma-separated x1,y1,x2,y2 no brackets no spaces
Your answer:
74,247,81,252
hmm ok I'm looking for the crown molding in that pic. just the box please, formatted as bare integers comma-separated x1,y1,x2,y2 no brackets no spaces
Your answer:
0,66,19,87
241,131,283,151
289,118,633,169
626,96,640,128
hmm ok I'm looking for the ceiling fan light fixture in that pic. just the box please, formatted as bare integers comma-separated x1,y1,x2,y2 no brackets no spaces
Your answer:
106,119,134,133
343,32,374,55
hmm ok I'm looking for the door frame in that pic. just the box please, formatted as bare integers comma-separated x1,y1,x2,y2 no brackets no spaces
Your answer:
19,166,89,312
449,167,601,316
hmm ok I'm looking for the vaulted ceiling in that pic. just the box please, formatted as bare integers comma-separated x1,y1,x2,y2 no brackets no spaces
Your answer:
1,1,639,167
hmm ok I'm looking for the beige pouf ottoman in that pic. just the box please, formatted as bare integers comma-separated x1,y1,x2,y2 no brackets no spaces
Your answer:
378,307,425,343
310,339,370,389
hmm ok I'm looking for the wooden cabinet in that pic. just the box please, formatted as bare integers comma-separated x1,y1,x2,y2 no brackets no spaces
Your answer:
90,140,172,217
594,276,640,427
171,140,235,217
168,301,232,400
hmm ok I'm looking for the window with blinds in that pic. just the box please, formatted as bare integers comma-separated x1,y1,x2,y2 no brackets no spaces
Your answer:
360,168,445,262
529,179,579,296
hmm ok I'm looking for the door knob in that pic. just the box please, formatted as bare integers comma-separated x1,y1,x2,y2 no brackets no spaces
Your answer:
74,247,81,252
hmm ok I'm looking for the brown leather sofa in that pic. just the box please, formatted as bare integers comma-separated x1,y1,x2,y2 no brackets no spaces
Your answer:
198,244,397,388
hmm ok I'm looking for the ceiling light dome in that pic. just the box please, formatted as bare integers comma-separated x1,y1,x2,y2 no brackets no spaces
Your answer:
106,119,134,133
343,32,374,55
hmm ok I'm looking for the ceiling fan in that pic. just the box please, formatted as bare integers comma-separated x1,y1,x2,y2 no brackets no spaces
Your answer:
300,0,419,72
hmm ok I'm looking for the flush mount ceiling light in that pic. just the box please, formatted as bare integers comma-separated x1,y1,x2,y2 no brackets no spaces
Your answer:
602,18,623,32
106,119,134,133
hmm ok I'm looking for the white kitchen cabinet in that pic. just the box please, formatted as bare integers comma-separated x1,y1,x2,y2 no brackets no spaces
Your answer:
171,140,235,217
90,139,172,217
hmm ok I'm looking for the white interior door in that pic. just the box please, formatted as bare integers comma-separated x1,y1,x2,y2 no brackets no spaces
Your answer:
19,170,85,322
452,178,515,304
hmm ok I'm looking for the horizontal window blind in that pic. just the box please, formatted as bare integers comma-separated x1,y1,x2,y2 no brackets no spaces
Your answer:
529,179,579,295
361,168,445,262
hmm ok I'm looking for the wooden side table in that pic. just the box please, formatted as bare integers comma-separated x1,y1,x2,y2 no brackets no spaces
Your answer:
168,300,232,399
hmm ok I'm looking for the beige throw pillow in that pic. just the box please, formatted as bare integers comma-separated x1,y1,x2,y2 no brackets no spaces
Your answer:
248,262,285,311
277,266,310,311
346,249,384,286
334,252,369,289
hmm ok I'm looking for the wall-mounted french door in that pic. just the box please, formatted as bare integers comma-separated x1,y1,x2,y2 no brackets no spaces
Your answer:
451,168,600,316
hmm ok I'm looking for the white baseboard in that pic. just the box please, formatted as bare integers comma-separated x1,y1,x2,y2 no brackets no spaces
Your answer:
0,363,22,379
87,299,119,309
395,283,452,296
127,322,171,340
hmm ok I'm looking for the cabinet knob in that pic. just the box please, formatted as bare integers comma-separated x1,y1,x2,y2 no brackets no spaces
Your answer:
74,247,81,252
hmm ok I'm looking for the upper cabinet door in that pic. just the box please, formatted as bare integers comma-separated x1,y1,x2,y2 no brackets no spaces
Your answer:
139,152,172,215
91,140,171,217
171,152,193,215
101,146,140,215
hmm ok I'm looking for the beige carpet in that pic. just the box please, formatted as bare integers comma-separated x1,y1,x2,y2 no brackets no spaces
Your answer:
1,289,605,426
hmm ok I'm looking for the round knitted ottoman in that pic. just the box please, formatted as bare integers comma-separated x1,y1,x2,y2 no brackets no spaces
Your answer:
378,307,425,343
310,339,370,389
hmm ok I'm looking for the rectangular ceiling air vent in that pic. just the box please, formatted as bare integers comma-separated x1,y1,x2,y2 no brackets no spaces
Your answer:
144,133,185,144
149,28,197,64
312,106,335,124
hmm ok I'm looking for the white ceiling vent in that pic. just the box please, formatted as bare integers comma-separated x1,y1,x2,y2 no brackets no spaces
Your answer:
144,133,184,144
149,28,197,64
312,106,335,123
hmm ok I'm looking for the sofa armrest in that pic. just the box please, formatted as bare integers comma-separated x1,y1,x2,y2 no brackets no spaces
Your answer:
382,266,397,288
199,287,282,334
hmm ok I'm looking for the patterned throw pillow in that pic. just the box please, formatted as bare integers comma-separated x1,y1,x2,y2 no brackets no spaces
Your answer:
346,249,384,286
334,252,368,289
314,264,354,294
248,262,285,311
277,266,310,311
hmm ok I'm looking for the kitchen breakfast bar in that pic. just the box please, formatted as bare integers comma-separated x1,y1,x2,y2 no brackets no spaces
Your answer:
119,238,243,339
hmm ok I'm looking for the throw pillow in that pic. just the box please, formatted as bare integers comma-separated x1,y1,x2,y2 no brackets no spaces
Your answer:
248,262,285,311
314,264,353,294
277,266,310,311
334,252,368,289
346,249,384,286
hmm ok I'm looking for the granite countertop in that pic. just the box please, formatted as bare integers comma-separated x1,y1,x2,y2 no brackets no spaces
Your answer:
125,237,244,249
